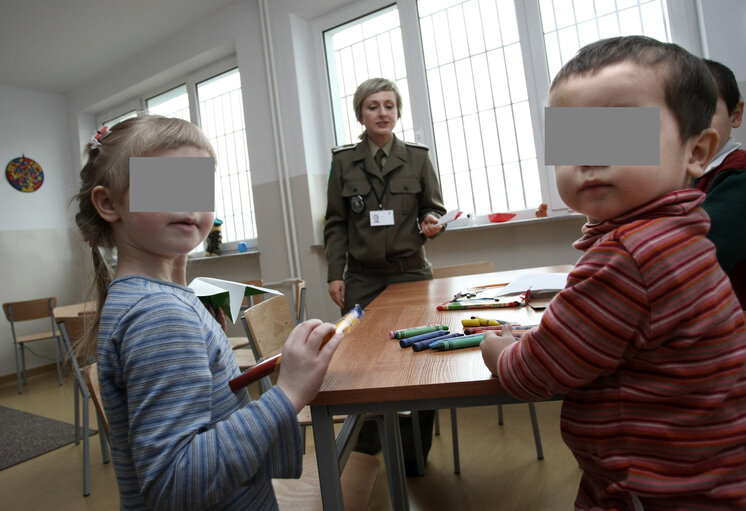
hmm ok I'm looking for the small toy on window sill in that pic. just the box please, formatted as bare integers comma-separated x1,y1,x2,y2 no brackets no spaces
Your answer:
535,203,548,218
205,218,223,256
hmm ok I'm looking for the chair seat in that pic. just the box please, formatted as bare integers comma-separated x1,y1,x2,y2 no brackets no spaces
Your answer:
227,336,250,350
296,406,346,426
17,330,57,343
272,452,379,511
233,349,256,370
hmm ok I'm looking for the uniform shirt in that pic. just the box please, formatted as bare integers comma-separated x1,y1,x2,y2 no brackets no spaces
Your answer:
498,190,746,509
98,276,302,510
324,134,446,281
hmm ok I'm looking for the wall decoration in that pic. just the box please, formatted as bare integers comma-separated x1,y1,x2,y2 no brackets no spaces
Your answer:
6,155,44,192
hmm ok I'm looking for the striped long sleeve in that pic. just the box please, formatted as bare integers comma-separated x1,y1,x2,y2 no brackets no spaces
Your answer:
498,190,746,508
98,277,302,511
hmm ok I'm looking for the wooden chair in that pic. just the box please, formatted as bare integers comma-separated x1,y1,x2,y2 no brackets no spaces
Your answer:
272,452,379,511
3,297,64,393
240,295,348,451
53,313,110,497
232,279,306,374
432,260,545,472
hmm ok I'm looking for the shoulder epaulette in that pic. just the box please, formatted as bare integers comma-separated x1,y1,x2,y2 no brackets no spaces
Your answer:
331,143,356,154
404,140,430,151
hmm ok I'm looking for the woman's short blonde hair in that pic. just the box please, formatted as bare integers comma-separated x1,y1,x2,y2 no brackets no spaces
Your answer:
353,78,403,123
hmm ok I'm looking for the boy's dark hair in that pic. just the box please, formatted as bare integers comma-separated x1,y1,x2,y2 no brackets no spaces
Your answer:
550,36,717,142
704,59,742,115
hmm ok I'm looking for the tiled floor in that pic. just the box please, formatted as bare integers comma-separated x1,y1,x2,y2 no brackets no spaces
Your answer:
0,368,581,510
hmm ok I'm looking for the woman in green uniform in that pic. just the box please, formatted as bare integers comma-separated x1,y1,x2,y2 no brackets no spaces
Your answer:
324,77,446,313
324,77,446,475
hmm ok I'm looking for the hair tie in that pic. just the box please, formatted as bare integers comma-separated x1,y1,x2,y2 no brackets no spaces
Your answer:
88,126,111,149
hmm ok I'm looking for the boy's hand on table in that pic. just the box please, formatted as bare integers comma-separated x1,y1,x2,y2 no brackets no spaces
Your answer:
276,319,343,414
480,325,516,377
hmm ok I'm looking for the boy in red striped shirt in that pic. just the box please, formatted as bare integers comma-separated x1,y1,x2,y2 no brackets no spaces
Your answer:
482,36,746,510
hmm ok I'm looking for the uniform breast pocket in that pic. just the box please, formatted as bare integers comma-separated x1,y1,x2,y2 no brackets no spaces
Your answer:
342,180,371,214
389,178,421,211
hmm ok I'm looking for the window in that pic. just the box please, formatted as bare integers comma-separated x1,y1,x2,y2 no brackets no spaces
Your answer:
320,0,676,220
324,6,414,144
96,60,256,250
146,84,190,121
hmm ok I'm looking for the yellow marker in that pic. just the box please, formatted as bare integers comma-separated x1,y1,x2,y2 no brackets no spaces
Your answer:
461,317,501,327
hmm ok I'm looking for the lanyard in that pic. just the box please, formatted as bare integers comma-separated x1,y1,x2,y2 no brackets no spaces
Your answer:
363,162,388,210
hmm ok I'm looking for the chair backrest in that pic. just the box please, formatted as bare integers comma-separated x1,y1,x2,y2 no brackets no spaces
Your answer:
83,363,109,436
243,295,294,358
432,261,496,279
55,314,97,366
3,297,57,322
52,301,96,319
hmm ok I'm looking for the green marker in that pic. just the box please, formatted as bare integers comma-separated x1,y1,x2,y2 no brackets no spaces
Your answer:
432,333,485,351
390,324,449,339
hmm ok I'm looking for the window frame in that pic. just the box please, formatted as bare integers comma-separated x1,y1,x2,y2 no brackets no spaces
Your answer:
312,0,702,227
93,56,258,253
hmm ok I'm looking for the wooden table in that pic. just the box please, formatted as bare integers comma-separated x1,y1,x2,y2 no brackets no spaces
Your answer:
310,265,572,510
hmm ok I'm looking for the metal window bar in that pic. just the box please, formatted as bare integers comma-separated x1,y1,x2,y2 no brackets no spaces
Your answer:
198,85,256,243
541,0,671,80
326,8,410,146
418,0,535,215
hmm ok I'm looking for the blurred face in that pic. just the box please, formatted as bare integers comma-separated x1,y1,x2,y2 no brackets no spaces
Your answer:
359,90,399,145
710,96,744,152
549,61,699,222
115,146,215,258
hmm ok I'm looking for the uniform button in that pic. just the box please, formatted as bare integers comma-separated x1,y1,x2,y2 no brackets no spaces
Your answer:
404,186,409,190
353,188,357,192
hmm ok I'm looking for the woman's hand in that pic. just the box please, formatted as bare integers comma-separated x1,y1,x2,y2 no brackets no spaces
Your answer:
328,280,345,309
421,214,444,238
480,325,516,377
276,319,343,413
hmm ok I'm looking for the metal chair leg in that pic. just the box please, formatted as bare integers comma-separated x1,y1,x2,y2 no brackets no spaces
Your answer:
528,403,544,460
450,408,460,474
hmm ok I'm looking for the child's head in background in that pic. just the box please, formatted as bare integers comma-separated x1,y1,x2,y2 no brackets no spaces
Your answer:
547,36,718,222
704,59,744,153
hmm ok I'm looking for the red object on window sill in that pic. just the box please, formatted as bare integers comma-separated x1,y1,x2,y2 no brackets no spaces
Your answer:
488,212,516,223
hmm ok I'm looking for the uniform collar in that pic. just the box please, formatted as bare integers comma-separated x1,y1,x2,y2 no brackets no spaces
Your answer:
354,135,407,176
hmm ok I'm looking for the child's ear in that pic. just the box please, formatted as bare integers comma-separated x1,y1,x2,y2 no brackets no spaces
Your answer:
686,127,719,179
91,185,122,223
731,99,744,129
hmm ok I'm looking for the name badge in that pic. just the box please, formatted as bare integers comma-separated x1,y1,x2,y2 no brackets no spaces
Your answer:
370,209,394,226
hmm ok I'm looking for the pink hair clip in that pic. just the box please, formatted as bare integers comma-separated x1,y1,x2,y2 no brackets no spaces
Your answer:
88,126,110,149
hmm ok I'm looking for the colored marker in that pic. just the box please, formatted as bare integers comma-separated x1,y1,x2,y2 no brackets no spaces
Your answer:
428,333,485,350
463,325,538,335
390,324,449,339
461,317,504,327
399,329,451,348
229,304,364,392
432,334,486,351
411,332,463,352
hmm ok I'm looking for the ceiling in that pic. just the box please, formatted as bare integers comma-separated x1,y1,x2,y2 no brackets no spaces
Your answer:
0,0,242,93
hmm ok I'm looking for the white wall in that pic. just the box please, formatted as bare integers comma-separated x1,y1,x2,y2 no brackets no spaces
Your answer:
0,85,90,378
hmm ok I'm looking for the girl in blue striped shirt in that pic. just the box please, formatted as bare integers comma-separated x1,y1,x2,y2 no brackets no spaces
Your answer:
73,115,342,510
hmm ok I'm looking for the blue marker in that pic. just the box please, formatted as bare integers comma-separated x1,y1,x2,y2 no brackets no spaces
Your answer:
411,332,464,352
399,329,451,348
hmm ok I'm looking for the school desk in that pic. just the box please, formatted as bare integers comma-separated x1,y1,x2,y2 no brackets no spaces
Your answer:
310,265,573,511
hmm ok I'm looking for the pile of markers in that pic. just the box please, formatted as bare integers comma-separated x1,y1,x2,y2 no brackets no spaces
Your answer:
390,317,537,352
